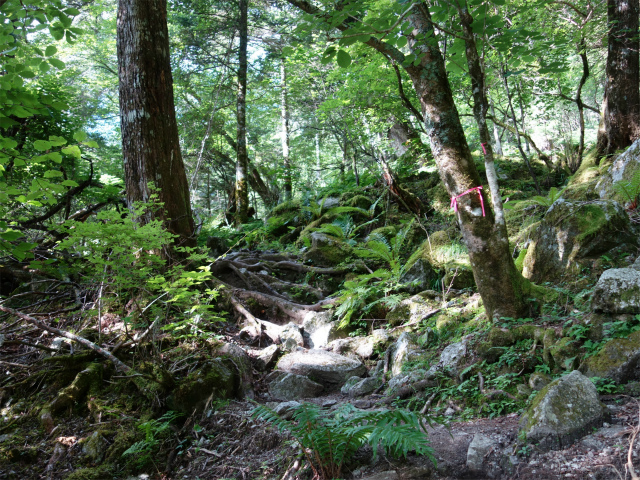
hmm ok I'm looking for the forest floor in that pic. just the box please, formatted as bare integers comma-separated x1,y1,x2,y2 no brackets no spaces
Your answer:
169,391,639,480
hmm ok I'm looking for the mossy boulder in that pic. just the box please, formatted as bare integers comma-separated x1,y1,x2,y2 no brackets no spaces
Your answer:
400,258,438,294
347,194,373,210
594,138,640,203
266,200,303,237
167,358,238,414
302,232,353,266
580,329,640,383
443,263,475,289
519,370,606,451
385,293,437,326
548,337,580,371
522,199,638,283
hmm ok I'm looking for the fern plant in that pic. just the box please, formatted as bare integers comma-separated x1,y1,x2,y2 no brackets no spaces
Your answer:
504,187,565,210
122,411,183,467
334,220,415,327
252,402,434,479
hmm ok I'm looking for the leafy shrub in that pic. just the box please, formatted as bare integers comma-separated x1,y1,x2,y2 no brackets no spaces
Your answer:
252,402,434,479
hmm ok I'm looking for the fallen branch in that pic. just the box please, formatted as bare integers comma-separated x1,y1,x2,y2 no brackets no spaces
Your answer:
0,304,131,372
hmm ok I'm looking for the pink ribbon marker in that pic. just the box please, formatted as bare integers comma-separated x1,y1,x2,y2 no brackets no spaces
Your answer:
450,186,486,217
481,143,487,155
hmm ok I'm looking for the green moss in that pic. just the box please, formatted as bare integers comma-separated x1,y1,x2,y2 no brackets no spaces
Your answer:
347,194,372,210
65,466,113,480
369,226,398,241
514,248,527,272
549,337,580,370
168,358,237,414
270,200,301,216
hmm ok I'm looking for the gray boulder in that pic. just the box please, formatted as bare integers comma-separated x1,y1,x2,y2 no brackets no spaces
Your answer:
268,372,324,401
253,344,282,371
519,370,606,451
277,349,367,388
522,199,637,283
385,293,438,326
595,138,640,201
342,377,382,397
273,400,302,420
326,329,390,359
439,341,467,375
592,267,640,313
279,323,304,351
467,434,498,473
400,258,438,294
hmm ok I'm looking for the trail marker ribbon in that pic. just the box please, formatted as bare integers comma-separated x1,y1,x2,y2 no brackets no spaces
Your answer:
450,186,485,217
481,143,488,155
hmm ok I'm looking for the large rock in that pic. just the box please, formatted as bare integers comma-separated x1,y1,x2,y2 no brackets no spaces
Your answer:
326,329,390,359
522,199,637,283
467,434,499,473
215,343,254,398
592,267,640,313
168,358,239,414
277,349,367,388
519,370,606,451
302,311,344,348
439,341,467,375
580,329,640,383
279,323,304,351
389,332,422,376
595,138,640,201
385,294,438,327
268,372,324,400
302,232,352,266
400,258,438,294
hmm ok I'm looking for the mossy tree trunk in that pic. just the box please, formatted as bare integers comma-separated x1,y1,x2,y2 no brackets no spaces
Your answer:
117,0,195,250
286,0,530,321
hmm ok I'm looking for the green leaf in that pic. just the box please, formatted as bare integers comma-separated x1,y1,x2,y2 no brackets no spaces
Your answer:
49,58,65,69
44,170,63,178
61,145,81,158
45,45,57,56
33,140,52,151
73,131,87,142
61,180,79,187
49,25,64,40
1,230,22,241
396,36,408,48
336,50,351,68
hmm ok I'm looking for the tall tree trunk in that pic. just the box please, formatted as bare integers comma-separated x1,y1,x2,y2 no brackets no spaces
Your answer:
235,0,249,225
575,37,589,172
458,3,506,229
500,61,541,194
117,0,195,251
280,58,292,200
315,132,322,184
596,0,640,162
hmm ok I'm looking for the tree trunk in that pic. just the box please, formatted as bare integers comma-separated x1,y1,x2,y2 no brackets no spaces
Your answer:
458,4,506,228
235,0,249,225
575,37,589,172
117,0,195,251
489,100,503,156
286,0,531,320
500,61,541,194
596,0,640,162
280,58,292,200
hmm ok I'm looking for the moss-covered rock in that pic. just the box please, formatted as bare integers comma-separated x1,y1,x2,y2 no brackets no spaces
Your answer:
443,263,475,289
302,232,353,266
167,358,238,414
522,199,638,283
580,329,640,383
548,337,580,371
594,138,640,203
347,194,373,210
519,370,606,451
64,466,113,480
385,293,437,326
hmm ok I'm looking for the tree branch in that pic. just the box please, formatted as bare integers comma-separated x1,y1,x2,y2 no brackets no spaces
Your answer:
0,304,131,373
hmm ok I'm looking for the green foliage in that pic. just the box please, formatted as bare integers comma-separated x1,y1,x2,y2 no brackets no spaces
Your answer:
334,220,414,327
252,402,434,479
590,376,622,394
504,187,565,211
122,411,183,468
